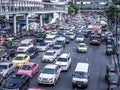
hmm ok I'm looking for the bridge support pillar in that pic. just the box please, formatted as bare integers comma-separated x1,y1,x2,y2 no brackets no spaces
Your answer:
39,14,43,27
13,14,17,35
26,14,29,31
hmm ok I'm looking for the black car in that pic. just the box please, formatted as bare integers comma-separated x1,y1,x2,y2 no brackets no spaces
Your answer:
26,47,39,58
0,49,16,61
36,32,46,42
105,72,119,84
105,44,113,55
2,74,30,90
106,72,119,90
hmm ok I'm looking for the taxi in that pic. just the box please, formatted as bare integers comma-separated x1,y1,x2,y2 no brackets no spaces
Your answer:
77,43,87,53
12,54,30,67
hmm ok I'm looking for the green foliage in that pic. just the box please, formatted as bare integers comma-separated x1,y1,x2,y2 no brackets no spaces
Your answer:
112,0,120,5
105,3,119,23
68,6,75,15
70,4,79,14
0,17,5,25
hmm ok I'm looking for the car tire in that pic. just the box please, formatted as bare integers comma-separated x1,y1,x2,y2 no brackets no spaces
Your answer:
53,79,56,86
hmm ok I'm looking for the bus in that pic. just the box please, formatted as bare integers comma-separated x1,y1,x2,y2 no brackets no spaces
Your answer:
90,25,101,45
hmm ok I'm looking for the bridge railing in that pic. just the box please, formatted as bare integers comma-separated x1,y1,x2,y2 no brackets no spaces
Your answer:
0,0,68,15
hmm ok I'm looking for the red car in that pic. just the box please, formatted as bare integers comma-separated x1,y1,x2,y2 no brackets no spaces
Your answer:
28,88,45,90
17,62,39,78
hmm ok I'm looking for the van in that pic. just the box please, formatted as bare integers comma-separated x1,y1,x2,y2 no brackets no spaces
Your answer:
17,39,36,52
72,62,89,88
44,35,56,45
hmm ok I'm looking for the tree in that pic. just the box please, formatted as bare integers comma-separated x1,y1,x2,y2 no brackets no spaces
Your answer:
105,3,119,23
68,6,75,15
70,4,79,14
112,0,120,5
0,17,5,25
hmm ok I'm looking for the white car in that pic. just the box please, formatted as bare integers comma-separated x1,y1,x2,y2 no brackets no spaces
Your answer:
52,45,63,56
55,53,71,71
36,42,49,51
38,64,61,85
76,35,84,42
0,62,16,78
68,32,76,40
42,50,57,62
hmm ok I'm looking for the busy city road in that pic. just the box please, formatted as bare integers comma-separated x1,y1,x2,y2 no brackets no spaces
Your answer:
28,38,111,90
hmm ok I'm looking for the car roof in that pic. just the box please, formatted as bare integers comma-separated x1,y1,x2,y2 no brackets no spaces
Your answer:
21,39,33,44
75,62,89,72
46,50,55,53
24,62,36,66
59,53,69,58
44,64,58,69
0,62,11,65
17,54,27,57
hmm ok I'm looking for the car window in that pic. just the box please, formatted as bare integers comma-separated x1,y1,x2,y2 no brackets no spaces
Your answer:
9,63,13,68
21,65,32,70
0,65,8,69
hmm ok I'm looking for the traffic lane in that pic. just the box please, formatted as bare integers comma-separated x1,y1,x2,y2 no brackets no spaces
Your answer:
28,39,108,90
87,44,111,90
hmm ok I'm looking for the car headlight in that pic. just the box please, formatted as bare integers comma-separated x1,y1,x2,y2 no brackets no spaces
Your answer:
49,78,53,80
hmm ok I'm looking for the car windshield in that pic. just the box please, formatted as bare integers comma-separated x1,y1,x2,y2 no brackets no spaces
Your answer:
79,44,85,47
53,46,61,49
39,43,47,46
42,68,54,74
0,65,7,69
73,71,88,78
20,44,27,47
21,65,32,70
45,38,52,40
57,57,67,62
27,48,35,53
15,56,24,60
45,52,54,56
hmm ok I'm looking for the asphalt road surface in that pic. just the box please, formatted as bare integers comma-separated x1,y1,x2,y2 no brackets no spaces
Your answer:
28,37,111,90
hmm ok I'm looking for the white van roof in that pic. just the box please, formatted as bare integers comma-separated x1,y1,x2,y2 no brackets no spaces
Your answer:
46,35,56,38
21,39,33,44
75,62,89,72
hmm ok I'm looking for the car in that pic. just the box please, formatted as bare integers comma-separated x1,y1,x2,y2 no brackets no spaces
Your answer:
55,53,71,71
0,62,16,78
105,44,113,55
2,74,30,90
38,64,61,85
77,43,87,53
28,88,45,90
65,36,71,43
76,35,85,42
67,32,76,40
42,50,57,62
35,42,49,51
36,32,46,42
17,62,39,78
12,54,30,67
0,45,6,52
52,45,63,56
17,39,35,53
26,47,39,59
55,37,66,47
106,72,119,90
0,49,16,61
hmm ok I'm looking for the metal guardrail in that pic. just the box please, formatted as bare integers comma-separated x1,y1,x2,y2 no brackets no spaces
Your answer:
0,0,68,15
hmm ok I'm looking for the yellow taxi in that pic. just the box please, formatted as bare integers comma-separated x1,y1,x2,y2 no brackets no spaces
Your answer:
12,54,30,67
77,43,87,53
6,37,16,41
50,30,58,35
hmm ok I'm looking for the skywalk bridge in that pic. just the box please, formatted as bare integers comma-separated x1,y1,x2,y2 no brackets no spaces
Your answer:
0,0,68,34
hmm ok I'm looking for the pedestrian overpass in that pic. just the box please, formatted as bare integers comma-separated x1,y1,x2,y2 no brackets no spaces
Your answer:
0,0,68,34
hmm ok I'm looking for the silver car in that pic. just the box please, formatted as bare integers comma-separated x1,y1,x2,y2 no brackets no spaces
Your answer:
0,62,16,78
52,45,63,56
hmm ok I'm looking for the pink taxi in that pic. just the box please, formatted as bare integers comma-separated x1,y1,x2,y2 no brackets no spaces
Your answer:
0,37,6,45
17,62,39,78
28,88,45,90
